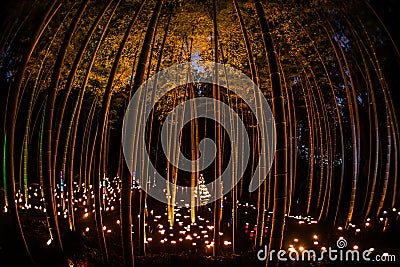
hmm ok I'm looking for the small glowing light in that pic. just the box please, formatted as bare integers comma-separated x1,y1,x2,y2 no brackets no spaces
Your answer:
224,241,231,246
313,241,319,245
117,220,120,224
47,239,52,246
313,235,318,239
393,208,397,212
356,229,361,233
299,246,304,252
321,247,327,251
365,222,370,227
192,243,197,246
353,245,359,250
338,227,343,230
383,211,388,214
85,227,89,232
171,240,176,244
380,218,384,221
147,238,153,242
107,229,111,233
103,226,106,231
294,238,299,243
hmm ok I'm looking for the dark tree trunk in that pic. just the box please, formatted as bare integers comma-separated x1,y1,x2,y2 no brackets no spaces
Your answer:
254,1,288,266
130,0,164,256
5,1,59,264
212,0,223,256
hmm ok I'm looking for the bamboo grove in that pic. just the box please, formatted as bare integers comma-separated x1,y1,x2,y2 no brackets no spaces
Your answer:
0,0,399,266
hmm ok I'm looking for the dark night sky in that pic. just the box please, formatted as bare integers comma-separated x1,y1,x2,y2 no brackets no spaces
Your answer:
369,0,400,116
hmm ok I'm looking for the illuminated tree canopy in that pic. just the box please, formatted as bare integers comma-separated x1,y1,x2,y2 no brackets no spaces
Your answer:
0,0,399,266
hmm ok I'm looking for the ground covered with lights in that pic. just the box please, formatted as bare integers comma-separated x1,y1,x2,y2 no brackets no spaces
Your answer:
1,0,400,266
1,179,399,266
